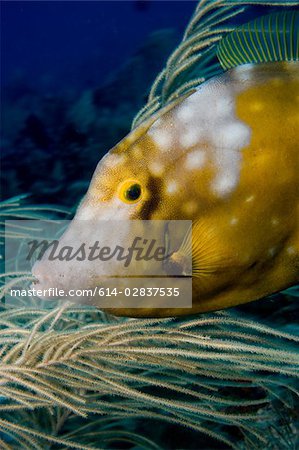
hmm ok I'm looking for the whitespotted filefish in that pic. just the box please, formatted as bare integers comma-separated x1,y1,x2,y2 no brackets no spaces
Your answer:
33,11,299,317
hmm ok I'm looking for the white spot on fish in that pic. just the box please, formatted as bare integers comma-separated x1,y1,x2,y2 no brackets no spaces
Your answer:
176,104,195,123
215,97,233,116
180,129,202,148
212,174,238,196
245,195,255,203
149,161,164,177
230,217,239,226
185,150,205,169
211,121,251,197
103,154,125,168
175,79,252,199
233,63,256,82
287,246,295,255
212,122,251,149
166,180,178,194
148,126,173,151
151,67,254,198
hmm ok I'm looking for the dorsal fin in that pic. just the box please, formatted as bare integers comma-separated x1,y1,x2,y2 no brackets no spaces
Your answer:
217,11,299,70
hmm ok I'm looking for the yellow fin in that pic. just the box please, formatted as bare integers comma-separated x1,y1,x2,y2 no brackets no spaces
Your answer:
167,220,239,283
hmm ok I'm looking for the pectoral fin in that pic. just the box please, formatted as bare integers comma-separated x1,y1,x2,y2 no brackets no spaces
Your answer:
165,220,235,283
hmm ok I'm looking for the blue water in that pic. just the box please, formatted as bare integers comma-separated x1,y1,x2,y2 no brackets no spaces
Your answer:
1,1,196,92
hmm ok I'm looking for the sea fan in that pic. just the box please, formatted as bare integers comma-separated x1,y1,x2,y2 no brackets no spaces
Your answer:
0,285,299,449
0,201,298,448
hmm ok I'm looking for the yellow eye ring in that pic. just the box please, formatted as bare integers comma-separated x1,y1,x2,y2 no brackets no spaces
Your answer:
118,179,143,204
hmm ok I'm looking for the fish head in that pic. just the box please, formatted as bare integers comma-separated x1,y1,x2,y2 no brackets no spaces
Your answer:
31,110,188,300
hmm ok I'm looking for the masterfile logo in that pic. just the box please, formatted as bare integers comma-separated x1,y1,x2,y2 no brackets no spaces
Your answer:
5,220,192,309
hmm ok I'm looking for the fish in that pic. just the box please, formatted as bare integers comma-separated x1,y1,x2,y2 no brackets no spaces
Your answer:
32,10,299,317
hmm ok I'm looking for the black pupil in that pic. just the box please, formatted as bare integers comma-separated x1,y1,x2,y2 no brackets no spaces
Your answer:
125,184,141,201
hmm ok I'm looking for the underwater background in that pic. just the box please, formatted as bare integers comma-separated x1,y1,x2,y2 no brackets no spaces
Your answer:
1,0,197,207
1,1,299,449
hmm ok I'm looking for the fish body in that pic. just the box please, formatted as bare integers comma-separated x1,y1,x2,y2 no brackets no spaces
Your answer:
102,62,299,316
32,10,299,317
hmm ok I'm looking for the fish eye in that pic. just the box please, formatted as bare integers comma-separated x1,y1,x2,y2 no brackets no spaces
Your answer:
118,179,142,204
